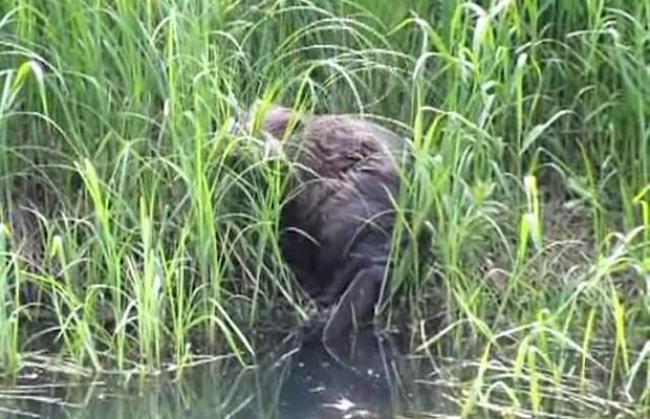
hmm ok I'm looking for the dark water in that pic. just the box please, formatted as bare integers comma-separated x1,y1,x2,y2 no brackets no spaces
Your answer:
0,328,450,419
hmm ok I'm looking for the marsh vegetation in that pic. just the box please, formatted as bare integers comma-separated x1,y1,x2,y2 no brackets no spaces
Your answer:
0,0,648,417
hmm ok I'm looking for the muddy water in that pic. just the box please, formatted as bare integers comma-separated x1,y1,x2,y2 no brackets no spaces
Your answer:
0,328,451,419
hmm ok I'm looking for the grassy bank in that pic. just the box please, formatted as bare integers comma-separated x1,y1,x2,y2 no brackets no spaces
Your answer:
0,0,648,416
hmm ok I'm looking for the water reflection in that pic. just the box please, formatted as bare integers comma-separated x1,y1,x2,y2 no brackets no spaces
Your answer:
0,328,412,419
275,327,399,419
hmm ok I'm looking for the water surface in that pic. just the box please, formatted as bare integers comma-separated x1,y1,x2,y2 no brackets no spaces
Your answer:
1,328,450,419
1,326,638,418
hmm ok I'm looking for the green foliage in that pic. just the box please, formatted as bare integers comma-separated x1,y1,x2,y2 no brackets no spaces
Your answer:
0,0,648,415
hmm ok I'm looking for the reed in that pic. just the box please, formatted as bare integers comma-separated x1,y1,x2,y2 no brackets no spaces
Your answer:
0,0,647,415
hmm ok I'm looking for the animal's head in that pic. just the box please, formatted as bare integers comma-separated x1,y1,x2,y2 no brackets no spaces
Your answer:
230,101,304,141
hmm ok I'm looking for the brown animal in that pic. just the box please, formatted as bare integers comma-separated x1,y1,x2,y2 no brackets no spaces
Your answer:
235,103,409,342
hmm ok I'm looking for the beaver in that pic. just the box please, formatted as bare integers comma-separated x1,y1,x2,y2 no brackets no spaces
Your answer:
234,103,409,342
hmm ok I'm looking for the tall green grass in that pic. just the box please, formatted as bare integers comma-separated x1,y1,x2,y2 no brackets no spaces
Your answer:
0,0,648,416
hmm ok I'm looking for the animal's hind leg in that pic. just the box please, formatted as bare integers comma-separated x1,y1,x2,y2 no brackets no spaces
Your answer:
322,262,387,342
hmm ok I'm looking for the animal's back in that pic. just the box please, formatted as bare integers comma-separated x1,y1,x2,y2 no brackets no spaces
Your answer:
283,114,405,180
240,104,408,324
279,113,405,305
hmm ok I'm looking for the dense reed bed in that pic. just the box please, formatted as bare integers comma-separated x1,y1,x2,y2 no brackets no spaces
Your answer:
0,0,647,416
